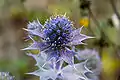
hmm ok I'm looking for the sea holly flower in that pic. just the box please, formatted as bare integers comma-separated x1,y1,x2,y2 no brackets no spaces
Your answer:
61,60,99,80
22,14,101,80
75,49,101,75
23,15,93,69
0,72,15,80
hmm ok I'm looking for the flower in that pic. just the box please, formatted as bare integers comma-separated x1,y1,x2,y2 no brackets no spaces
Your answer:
23,15,93,69
79,17,89,27
61,60,99,80
0,72,15,80
75,49,101,75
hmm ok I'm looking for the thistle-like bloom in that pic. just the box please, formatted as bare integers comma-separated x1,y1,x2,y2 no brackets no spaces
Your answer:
75,49,101,75
23,15,93,69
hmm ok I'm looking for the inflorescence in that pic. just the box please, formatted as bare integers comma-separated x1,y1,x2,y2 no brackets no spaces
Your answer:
23,14,101,80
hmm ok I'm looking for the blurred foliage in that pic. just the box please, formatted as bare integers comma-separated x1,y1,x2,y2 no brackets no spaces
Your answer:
0,57,29,80
102,48,120,80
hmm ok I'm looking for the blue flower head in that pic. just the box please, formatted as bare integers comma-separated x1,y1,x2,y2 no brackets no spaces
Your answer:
23,15,93,69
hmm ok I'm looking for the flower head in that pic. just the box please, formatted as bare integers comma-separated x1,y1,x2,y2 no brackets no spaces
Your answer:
75,49,101,75
23,15,93,69
79,17,89,27
0,72,15,80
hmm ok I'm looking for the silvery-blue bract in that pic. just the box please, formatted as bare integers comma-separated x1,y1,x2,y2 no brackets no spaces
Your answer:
27,49,101,80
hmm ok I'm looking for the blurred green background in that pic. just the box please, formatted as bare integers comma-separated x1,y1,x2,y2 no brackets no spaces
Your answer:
0,0,120,80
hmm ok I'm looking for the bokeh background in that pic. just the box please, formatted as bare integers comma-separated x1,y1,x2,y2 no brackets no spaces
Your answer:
0,0,120,80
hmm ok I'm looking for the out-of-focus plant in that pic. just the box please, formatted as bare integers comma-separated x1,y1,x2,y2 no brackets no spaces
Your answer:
79,17,89,27
101,48,120,80
0,72,15,80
